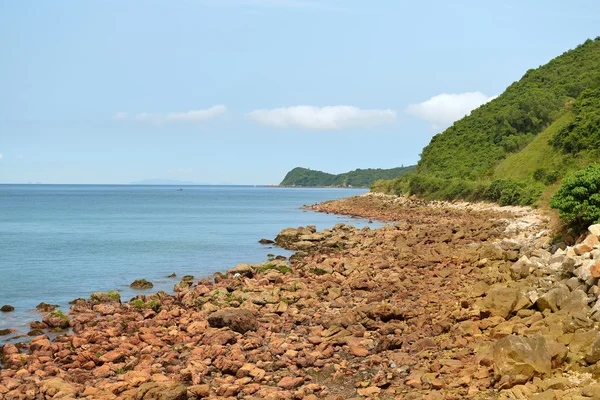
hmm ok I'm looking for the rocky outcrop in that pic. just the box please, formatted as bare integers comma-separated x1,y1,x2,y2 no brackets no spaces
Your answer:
1,304,14,312
130,279,154,289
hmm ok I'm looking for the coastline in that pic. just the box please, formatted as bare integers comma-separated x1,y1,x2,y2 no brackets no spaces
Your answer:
4,193,600,399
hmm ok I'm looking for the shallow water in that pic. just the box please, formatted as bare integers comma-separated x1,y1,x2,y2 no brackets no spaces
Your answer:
0,185,377,337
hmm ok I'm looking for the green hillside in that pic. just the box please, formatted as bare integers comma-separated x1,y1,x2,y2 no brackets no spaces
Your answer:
280,166,416,187
374,37,600,206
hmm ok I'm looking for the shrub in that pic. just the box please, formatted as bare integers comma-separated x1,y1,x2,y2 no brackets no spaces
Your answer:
550,165,600,229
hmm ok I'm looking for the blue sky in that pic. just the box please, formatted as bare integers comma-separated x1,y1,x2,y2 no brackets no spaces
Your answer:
1,0,599,184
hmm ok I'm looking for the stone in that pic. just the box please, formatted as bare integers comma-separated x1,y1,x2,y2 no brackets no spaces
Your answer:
590,224,600,238
574,234,600,255
585,333,600,364
130,279,154,289
484,287,521,319
0,305,14,312
510,256,534,280
36,302,59,312
258,238,274,244
188,384,210,398
89,291,121,304
535,285,570,313
559,289,589,313
207,308,258,333
277,376,303,390
42,311,70,329
137,382,188,400
493,335,551,385
228,263,253,277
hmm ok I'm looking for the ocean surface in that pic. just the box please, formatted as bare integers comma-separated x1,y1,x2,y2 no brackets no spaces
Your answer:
0,185,375,338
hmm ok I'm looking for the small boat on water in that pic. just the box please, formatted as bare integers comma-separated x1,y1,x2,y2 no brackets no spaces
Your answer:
177,188,183,191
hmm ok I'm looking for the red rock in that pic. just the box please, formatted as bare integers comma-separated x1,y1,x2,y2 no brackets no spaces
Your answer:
278,376,303,390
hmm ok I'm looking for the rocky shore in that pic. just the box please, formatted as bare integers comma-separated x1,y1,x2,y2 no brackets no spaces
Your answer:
3,193,600,399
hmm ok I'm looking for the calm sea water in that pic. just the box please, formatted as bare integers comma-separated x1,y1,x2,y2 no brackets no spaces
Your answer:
0,185,373,336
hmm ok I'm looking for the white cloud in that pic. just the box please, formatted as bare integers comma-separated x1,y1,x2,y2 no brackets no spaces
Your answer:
115,105,227,125
113,112,128,120
405,92,496,128
246,105,396,130
169,168,193,174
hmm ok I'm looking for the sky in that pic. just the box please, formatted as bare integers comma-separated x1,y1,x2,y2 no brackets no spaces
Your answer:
1,1,599,184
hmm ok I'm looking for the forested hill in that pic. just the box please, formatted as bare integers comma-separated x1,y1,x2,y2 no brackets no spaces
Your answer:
280,166,416,187
418,37,600,181
373,37,600,206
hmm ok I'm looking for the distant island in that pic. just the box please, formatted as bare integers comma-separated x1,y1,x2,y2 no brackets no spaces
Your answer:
129,179,206,185
279,166,416,188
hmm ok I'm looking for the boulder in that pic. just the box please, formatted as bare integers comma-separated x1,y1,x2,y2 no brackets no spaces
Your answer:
484,287,521,319
130,279,154,289
535,285,570,313
228,263,253,278
493,335,551,386
510,256,535,280
0,305,14,312
585,333,600,364
36,302,59,312
89,292,121,304
207,308,258,333
258,238,274,244
589,224,600,238
42,311,70,329
136,382,188,400
559,289,589,314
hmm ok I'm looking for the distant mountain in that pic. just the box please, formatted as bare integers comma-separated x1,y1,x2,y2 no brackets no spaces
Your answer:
130,179,206,185
280,166,416,187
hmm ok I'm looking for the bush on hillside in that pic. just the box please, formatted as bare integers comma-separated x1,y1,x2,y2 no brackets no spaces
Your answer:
550,165,600,228
551,89,600,153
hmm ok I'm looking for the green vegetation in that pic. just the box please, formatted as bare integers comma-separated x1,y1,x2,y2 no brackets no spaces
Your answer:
50,310,69,321
258,263,292,274
280,165,416,187
373,38,600,206
550,165,600,230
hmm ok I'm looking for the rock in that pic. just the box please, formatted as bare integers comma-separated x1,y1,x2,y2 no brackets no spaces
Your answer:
130,279,154,289
188,384,210,398
277,376,303,390
574,234,600,255
42,310,70,329
89,291,121,304
0,305,14,312
589,224,600,238
228,263,253,278
585,333,600,364
258,238,274,244
0,328,12,336
535,285,570,313
559,289,589,313
207,308,258,333
174,276,194,292
510,256,535,280
167,272,177,277
484,287,521,319
40,378,76,398
137,382,188,400
493,335,551,386
36,302,59,312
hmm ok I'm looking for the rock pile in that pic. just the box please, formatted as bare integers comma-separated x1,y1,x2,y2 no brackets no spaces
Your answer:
3,193,600,399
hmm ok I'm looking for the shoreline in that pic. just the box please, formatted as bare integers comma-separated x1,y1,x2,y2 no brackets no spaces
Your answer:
3,193,600,399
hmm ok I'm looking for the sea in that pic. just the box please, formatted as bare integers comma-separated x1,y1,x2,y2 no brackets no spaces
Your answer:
0,185,376,338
